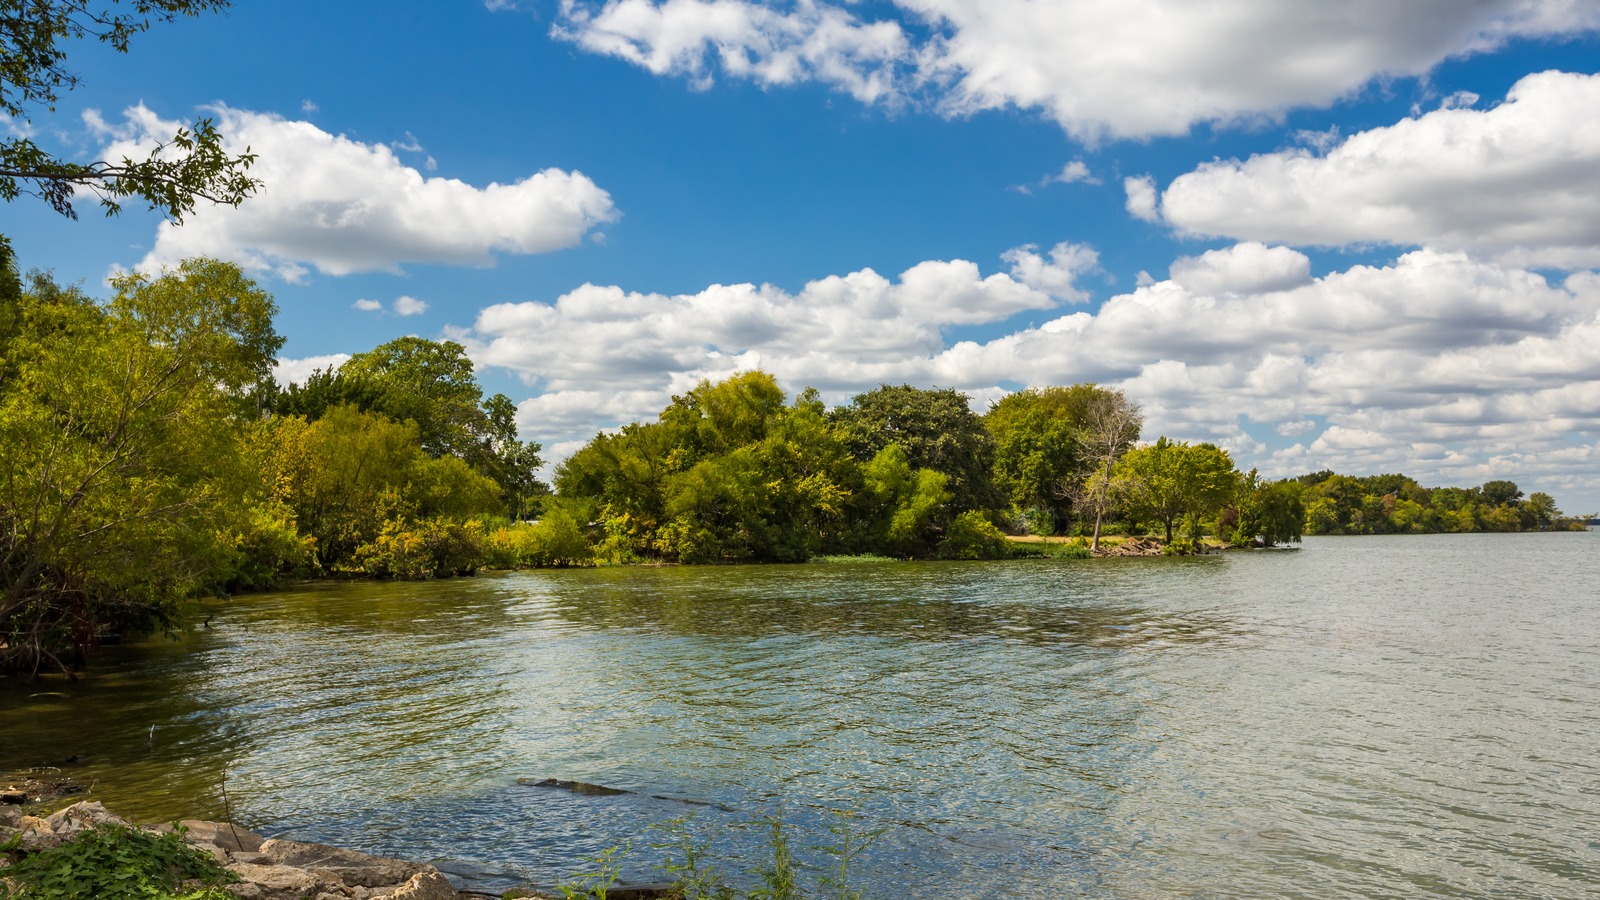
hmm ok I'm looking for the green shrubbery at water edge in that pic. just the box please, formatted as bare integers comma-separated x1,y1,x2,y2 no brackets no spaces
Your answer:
1,253,1587,673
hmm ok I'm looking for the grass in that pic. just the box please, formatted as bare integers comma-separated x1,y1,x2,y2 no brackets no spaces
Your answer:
808,554,897,564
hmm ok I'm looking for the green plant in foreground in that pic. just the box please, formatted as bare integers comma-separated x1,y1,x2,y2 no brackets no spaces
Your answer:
650,816,735,900
813,811,884,900
1,823,238,900
558,841,629,900
749,813,802,900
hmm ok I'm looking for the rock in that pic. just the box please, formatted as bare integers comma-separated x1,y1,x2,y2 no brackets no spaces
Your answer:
374,871,458,900
517,778,630,796
226,862,340,900
17,830,62,852
259,838,428,889
0,791,24,805
608,883,677,899
45,800,129,838
0,805,18,828
153,819,268,854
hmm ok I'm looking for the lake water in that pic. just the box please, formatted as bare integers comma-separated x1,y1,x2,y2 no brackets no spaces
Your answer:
3,533,1598,898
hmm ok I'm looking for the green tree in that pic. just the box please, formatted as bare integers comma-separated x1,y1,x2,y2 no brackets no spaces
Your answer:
832,383,998,513
1116,438,1239,544
984,385,1100,532
1,0,258,221
1524,491,1560,529
1479,479,1523,508
860,445,951,557
0,259,281,673
330,337,545,510
1234,475,1305,547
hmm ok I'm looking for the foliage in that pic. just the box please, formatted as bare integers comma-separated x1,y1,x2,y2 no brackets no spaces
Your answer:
0,822,238,900
830,383,998,513
487,508,593,568
557,842,629,900
936,510,1011,560
352,518,486,579
0,0,258,222
650,816,736,900
1007,540,1092,559
1115,438,1238,543
751,813,802,900
0,260,281,674
274,337,546,518
1295,473,1573,536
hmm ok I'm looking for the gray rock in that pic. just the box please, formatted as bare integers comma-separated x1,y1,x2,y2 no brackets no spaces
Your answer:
0,806,19,828
517,778,630,796
45,800,128,837
259,838,428,888
375,871,458,900
226,862,340,900
153,819,268,853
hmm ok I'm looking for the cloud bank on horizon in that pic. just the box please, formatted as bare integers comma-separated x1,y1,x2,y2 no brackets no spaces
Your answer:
66,0,1600,508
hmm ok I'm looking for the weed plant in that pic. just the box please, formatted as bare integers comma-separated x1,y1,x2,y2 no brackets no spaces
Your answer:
557,810,883,900
0,823,238,900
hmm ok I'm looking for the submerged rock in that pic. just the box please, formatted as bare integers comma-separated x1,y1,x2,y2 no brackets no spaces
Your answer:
517,777,631,796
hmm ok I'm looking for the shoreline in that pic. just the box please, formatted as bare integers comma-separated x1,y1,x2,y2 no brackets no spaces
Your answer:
0,799,672,900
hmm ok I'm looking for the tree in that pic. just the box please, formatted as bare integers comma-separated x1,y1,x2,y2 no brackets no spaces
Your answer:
1479,479,1523,508
331,337,545,510
1,0,259,221
1233,473,1305,547
1064,387,1142,551
1116,438,1238,544
1524,491,1560,529
831,384,998,513
984,385,1102,532
0,259,282,674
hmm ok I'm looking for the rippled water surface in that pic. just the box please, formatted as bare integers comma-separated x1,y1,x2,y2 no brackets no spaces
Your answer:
4,533,1599,897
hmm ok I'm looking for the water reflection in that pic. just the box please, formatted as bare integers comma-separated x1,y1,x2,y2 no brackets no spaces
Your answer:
514,558,1250,651
2,537,1597,898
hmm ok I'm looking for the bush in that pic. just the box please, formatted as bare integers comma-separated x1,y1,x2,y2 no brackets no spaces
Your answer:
937,511,1012,560
351,518,487,578
1,823,238,900
489,511,594,567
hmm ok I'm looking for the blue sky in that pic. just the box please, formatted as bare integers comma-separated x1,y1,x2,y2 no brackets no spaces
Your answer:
7,1,1600,511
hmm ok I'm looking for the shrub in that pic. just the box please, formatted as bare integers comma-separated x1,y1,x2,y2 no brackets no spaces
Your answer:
937,511,1011,560
352,518,487,578
490,511,593,567
1,823,238,900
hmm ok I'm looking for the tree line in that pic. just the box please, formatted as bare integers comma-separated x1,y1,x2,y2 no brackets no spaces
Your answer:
0,257,1585,673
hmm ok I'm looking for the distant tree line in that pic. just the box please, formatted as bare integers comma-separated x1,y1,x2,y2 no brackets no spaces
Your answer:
0,255,1586,673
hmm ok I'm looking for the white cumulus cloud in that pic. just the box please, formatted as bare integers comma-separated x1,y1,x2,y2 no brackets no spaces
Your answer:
394,295,430,316
548,0,1600,138
273,353,352,386
1156,70,1600,268
94,105,618,280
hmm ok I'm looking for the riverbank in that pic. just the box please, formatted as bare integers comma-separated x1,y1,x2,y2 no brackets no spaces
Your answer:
0,800,674,900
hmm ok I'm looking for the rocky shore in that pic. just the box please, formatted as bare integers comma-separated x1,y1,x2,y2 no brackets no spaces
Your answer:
2,799,683,900
2,801,462,899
